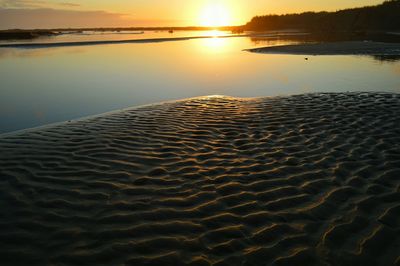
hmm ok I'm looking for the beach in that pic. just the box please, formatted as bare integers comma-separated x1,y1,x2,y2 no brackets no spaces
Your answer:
1,92,399,265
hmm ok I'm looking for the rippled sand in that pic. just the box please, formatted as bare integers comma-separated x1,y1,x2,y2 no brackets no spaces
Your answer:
1,93,400,265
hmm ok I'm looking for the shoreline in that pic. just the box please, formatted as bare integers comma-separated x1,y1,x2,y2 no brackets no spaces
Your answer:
247,41,400,56
0,92,397,138
1,92,400,265
0,34,248,49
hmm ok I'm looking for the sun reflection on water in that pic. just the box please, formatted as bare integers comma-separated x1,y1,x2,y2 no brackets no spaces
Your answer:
198,33,230,53
204,37,227,50
207,30,226,37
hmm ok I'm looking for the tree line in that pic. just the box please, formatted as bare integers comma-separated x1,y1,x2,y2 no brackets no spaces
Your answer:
244,0,400,31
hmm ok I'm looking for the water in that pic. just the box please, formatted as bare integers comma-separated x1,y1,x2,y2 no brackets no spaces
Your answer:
0,31,399,134
0,30,233,45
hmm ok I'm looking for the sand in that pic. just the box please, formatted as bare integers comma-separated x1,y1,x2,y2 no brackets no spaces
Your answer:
0,93,400,265
248,41,400,56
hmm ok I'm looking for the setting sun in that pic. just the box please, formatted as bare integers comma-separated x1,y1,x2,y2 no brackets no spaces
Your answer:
199,3,232,27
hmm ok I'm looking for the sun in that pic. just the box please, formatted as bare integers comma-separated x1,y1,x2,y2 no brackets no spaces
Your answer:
199,3,232,27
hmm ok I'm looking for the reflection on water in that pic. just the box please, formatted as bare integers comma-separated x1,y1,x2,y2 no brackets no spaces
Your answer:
372,54,400,62
0,47,86,59
199,37,229,52
393,65,400,76
250,37,306,47
0,34,399,134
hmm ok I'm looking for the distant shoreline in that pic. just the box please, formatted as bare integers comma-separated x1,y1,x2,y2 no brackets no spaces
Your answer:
0,27,241,41
0,31,307,49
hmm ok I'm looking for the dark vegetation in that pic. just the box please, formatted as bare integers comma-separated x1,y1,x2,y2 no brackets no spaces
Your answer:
244,0,400,32
0,30,59,40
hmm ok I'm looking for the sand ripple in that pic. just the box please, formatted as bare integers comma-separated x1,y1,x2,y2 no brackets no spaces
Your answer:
1,93,399,265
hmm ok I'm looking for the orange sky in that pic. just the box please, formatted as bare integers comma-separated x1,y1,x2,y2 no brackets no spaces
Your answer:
0,0,384,29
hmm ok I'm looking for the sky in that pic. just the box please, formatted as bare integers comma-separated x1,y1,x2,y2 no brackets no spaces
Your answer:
0,0,385,29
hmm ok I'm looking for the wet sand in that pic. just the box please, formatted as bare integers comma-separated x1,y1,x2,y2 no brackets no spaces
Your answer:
248,41,400,56
1,93,400,265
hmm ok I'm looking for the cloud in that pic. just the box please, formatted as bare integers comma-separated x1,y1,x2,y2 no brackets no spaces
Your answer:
0,0,183,29
0,8,130,29
0,0,80,9
59,2,80,7
0,8,183,29
0,0,48,8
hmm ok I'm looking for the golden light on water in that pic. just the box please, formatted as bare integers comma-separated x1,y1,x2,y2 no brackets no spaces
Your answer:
203,37,227,50
189,30,226,52
207,29,225,37
198,3,232,27
194,30,229,53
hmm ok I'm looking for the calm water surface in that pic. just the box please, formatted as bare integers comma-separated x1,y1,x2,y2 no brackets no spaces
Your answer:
0,31,399,133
